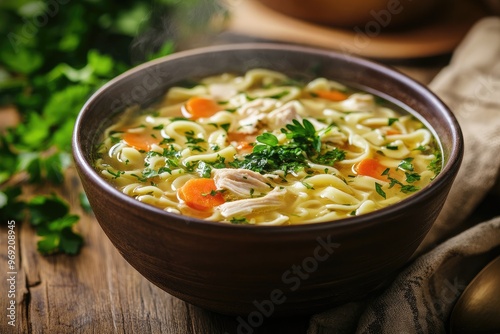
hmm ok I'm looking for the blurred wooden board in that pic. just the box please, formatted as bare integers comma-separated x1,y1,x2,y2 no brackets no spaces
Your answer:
227,0,488,60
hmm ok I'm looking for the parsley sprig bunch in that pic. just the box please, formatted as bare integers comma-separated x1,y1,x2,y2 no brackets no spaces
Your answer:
231,119,346,175
0,0,207,255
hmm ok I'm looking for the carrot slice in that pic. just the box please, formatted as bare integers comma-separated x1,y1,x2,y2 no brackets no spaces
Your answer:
182,97,222,119
314,90,349,101
123,132,159,151
178,178,225,211
227,132,256,154
355,158,389,181
386,129,401,135
236,141,253,154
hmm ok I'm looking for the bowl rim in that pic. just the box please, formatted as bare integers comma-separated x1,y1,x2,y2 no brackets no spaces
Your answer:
73,42,464,234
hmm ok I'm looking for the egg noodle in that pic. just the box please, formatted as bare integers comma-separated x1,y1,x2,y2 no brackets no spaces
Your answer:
94,69,442,225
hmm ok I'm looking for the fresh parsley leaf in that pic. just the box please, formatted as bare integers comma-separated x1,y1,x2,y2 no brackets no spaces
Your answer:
0,136,18,184
428,151,442,176
27,195,83,255
27,195,69,226
413,145,427,152
268,90,289,99
256,132,279,146
388,118,398,126
231,143,308,175
398,158,415,171
107,169,124,179
314,148,346,165
405,172,421,183
230,217,249,224
0,187,25,222
282,119,321,155
375,183,386,199
401,185,420,193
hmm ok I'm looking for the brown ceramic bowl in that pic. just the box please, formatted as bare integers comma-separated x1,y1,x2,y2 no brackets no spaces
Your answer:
73,44,463,316
257,0,446,28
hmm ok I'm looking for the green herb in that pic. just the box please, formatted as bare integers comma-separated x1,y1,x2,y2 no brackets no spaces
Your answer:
153,124,164,130
375,183,386,199
107,169,124,179
314,148,346,165
302,182,314,190
230,142,308,175
231,120,345,175
385,145,398,150
0,187,25,222
0,0,215,255
401,185,420,193
413,145,427,152
268,90,289,99
27,195,83,255
256,132,279,146
282,119,321,156
428,151,442,176
220,123,231,132
230,217,249,224
405,172,421,183
388,118,398,126
131,173,148,182
381,168,390,176
196,156,226,178
398,158,415,171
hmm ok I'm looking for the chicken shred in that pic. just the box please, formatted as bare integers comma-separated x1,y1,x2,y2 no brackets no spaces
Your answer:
212,168,273,199
217,187,287,218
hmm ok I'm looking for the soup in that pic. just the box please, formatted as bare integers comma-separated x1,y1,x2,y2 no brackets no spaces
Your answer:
94,69,442,225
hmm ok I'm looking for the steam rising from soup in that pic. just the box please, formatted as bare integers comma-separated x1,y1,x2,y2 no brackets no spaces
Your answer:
94,69,442,225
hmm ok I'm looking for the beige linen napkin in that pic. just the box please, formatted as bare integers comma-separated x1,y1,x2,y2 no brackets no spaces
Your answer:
308,17,500,334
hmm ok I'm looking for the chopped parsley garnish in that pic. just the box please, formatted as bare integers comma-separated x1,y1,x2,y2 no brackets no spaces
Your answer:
405,172,421,183
413,145,427,152
386,145,398,150
230,217,249,224
268,90,289,99
107,169,124,179
196,156,226,178
230,140,308,175
428,151,442,176
314,148,346,165
388,118,398,126
375,183,386,199
257,132,279,146
398,157,415,171
159,137,175,145
230,119,345,175
302,182,314,190
281,119,321,156
401,185,420,193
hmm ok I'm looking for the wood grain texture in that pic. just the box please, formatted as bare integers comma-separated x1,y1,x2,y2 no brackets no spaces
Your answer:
0,65,437,334
0,168,309,333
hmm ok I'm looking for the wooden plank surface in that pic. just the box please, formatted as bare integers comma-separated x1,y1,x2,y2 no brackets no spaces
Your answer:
1,167,312,334
0,65,443,334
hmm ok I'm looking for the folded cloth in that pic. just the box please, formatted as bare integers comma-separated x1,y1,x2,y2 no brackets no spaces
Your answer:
308,17,500,334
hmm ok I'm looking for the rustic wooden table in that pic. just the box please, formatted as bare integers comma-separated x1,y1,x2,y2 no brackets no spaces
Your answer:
3,50,496,334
